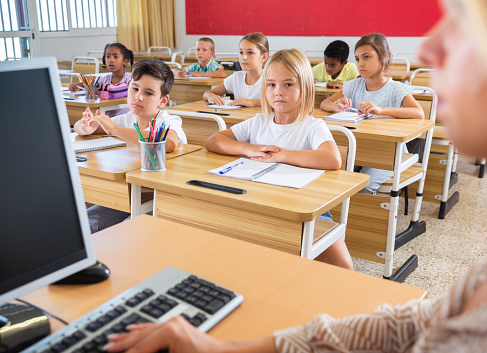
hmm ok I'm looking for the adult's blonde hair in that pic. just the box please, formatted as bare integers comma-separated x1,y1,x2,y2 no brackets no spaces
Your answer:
445,0,487,65
261,49,315,122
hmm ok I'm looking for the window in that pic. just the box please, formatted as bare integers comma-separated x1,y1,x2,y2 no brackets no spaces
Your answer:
36,0,117,32
1,0,31,60
70,0,117,29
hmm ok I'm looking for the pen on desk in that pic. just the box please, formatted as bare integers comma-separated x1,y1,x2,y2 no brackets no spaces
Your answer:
336,103,362,114
219,161,244,174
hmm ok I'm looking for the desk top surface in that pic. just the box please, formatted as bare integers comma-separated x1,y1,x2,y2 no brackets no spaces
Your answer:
21,215,426,339
126,150,369,222
63,95,127,107
75,136,201,180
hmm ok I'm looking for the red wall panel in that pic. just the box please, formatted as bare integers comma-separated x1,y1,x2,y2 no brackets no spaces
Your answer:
186,1,442,37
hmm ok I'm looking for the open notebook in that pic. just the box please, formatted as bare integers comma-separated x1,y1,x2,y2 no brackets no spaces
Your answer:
207,100,242,110
325,111,370,123
72,136,126,153
209,158,324,189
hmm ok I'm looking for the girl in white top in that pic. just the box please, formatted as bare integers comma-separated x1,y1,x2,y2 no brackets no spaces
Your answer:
203,32,269,108
321,34,424,194
206,48,352,270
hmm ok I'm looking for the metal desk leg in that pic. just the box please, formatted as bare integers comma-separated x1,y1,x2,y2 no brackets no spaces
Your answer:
479,158,486,178
130,184,142,218
438,143,459,219
300,221,316,259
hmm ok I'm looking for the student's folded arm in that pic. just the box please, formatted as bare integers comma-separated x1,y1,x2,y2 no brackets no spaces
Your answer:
164,130,179,153
321,91,345,112
198,68,226,78
203,83,228,102
277,141,342,170
206,129,249,155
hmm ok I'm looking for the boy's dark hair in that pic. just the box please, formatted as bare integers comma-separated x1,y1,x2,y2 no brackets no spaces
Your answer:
131,58,174,96
102,43,134,67
324,40,349,63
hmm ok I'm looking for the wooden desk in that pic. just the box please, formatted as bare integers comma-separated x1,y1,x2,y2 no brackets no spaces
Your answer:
170,77,224,104
164,100,261,146
307,56,323,67
127,150,369,255
64,96,127,126
314,86,340,108
409,60,432,71
22,215,426,337
75,136,201,212
387,70,412,82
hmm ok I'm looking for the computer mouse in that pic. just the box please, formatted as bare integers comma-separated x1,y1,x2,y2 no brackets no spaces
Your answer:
0,303,50,352
53,261,110,285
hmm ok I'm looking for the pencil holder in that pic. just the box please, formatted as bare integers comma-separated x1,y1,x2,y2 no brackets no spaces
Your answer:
84,84,98,102
140,140,166,171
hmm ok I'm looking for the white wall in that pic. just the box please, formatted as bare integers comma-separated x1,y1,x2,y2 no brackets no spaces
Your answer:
37,28,117,62
174,1,424,60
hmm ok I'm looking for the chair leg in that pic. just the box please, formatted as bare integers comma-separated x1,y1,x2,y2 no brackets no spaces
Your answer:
403,186,409,216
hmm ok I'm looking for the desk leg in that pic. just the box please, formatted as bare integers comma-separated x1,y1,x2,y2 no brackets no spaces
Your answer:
300,221,316,259
438,143,459,219
130,184,142,218
479,158,486,178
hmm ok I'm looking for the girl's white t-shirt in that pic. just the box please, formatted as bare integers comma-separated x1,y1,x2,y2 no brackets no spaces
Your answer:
231,113,334,151
223,71,262,100
111,110,187,143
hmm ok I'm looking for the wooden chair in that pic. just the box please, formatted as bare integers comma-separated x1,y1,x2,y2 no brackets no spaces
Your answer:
301,125,357,259
389,58,410,72
71,56,100,83
409,69,460,218
148,46,172,55
340,86,437,282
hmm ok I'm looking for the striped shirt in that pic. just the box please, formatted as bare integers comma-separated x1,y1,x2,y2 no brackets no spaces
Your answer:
274,262,487,352
185,58,222,73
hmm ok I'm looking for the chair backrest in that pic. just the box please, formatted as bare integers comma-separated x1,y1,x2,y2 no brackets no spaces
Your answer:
71,56,100,82
327,125,356,173
304,50,323,56
409,68,434,87
148,46,172,55
171,51,185,64
164,61,182,69
187,47,197,56
86,51,104,59
389,57,410,72
163,110,227,133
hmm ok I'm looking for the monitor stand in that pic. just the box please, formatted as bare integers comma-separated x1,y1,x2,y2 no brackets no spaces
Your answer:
0,303,50,353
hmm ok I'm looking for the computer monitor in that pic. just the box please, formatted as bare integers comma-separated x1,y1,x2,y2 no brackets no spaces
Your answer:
0,57,96,306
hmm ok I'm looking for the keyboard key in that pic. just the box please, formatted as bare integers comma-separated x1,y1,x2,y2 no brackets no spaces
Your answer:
125,297,140,307
204,299,224,314
96,315,111,326
93,335,108,345
105,310,120,320
143,288,155,296
202,294,213,302
209,290,220,297
180,313,190,321
185,295,198,305
217,287,236,299
197,279,215,289
195,299,208,309
111,323,126,333
184,287,194,294
61,336,78,347
85,321,102,332
82,341,97,351
50,343,67,353
190,283,201,289
176,292,188,300
114,306,127,315
217,294,231,304
188,275,198,281
199,286,211,293
72,331,86,341
182,279,193,285
158,303,171,313
147,308,164,319
149,299,162,307
121,313,143,326
165,299,178,308
157,295,168,301
194,313,207,323
135,292,148,301
189,318,201,327
167,288,178,296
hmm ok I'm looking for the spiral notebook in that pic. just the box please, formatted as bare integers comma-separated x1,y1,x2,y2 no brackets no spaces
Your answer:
72,137,126,153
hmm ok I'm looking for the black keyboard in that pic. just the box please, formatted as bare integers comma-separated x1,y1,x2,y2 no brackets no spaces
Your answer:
25,267,243,353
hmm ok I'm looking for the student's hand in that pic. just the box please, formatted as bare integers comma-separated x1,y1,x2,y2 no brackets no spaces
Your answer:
244,144,282,159
79,107,100,134
251,150,284,163
332,97,352,112
207,93,225,105
359,102,385,116
93,113,117,135
229,98,251,107
327,81,343,89
177,69,188,78
190,71,203,77
69,83,82,92
105,316,226,353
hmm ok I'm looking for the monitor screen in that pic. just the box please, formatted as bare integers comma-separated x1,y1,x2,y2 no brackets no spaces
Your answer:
0,57,96,305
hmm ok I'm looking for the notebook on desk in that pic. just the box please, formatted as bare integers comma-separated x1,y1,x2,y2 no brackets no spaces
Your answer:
209,158,324,188
72,136,126,153
325,111,369,123
207,100,242,110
